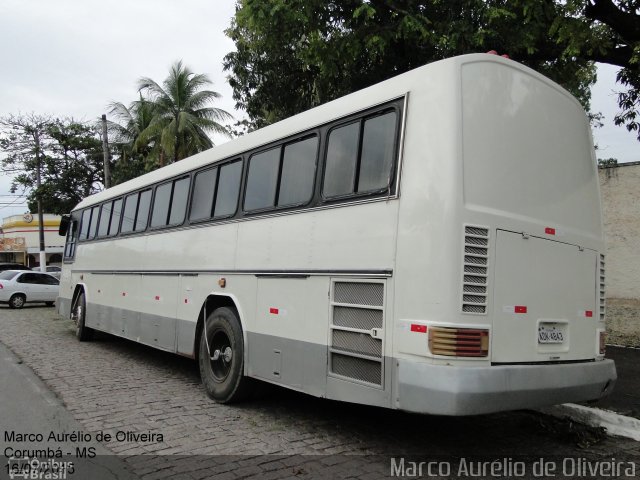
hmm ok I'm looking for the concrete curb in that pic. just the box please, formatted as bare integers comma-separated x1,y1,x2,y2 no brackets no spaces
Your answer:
539,404,640,442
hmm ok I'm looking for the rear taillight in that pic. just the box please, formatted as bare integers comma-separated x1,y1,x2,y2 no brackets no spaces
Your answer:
0,283,3,289
599,331,607,356
429,327,489,357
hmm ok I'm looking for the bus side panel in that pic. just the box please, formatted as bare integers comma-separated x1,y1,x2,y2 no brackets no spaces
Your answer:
248,277,329,397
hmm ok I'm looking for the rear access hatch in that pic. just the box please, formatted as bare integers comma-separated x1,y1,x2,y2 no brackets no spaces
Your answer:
491,230,597,363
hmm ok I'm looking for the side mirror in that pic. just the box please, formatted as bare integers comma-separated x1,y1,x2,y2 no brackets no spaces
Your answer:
58,215,71,236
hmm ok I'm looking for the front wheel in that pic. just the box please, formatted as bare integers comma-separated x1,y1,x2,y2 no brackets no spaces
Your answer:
199,307,251,403
9,294,25,309
72,292,93,341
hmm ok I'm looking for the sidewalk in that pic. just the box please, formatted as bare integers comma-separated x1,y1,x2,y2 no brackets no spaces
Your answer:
0,341,137,480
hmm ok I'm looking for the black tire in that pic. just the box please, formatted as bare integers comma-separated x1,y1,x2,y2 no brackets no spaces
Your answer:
9,294,25,309
72,292,93,341
45,301,54,307
199,307,251,403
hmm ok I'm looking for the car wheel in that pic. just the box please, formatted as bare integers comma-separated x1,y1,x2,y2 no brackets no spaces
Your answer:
72,292,93,341
199,307,251,403
9,294,26,309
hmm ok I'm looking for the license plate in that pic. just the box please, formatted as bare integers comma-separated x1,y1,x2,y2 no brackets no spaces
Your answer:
538,323,564,344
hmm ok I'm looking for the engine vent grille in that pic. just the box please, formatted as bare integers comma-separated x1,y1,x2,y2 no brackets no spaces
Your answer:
330,281,384,387
599,254,606,321
462,225,489,314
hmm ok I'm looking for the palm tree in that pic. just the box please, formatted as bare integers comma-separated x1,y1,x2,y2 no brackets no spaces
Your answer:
106,96,157,161
137,60,233,164
105,96,158,182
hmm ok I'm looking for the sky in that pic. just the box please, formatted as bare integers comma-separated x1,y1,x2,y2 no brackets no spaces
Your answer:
0,0,637,219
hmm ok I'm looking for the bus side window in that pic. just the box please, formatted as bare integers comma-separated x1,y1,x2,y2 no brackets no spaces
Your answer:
87,206,100,240
190,167,217,222
97,201,113,237
135,189,152,231
79,208,92,241
169,177,190,225
278,136,317,207
244,147,281,211
108,198,123,236
151,178,189,229
64,213,80,260
323,122,359,198
121,193,138,234
359,111,397,193
214,160,242,218
323,110,397,198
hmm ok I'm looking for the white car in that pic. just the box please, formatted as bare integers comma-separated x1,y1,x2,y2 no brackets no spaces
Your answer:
0,270,60,309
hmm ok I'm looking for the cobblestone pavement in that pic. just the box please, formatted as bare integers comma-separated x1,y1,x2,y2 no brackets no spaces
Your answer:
0,306,638,479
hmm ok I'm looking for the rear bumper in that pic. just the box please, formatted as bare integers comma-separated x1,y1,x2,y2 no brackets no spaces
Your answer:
396,358,616,415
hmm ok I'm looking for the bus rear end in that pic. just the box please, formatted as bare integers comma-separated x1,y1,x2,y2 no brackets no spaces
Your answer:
396,56,616,415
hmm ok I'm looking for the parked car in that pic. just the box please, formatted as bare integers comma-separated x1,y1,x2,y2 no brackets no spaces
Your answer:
0,263,31,272
44,265,62,279
0,270,60,308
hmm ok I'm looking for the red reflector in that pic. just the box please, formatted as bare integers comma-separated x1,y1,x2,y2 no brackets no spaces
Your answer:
410,324,427,333
515,306,527,314
122,292,126,297
184,299,188,304
545,227,556,235
155,296,160,301
586,310,593,317
269,308,279,315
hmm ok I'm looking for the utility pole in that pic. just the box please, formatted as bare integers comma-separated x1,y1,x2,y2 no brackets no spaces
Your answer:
101,114,111,189
34,129,46,272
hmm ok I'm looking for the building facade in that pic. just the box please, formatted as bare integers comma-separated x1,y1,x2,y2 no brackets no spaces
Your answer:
0,214,63,267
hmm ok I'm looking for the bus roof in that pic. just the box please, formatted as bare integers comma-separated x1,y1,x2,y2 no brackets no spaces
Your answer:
74,53,579,211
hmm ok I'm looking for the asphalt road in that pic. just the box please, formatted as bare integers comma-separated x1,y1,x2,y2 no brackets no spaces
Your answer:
0,306,638,480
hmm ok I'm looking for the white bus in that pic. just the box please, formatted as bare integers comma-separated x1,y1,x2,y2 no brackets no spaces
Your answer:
58,54,616,415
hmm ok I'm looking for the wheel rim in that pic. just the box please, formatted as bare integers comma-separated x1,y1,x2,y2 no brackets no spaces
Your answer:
13,296,24,308
209,329,233,382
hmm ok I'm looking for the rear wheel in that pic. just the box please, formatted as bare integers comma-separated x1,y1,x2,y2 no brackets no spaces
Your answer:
72,292,93,341
199,307,251,403
9,294,25,309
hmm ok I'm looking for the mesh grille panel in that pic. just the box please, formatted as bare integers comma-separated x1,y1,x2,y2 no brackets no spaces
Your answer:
331,353,381,385
463,294,485,304
332,330,382,357
463,284,486,294
465,226,489,236
462,225,489,315
464,275,486,284
465,255,487,265
464,265,487,275
462,304,486,313
334,282,384,306
330,281,384,387
333,306,383,330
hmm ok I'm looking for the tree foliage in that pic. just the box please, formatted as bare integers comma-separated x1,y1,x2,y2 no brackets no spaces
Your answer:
0,115,108,215
224,0,640,138
107,61,234,184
